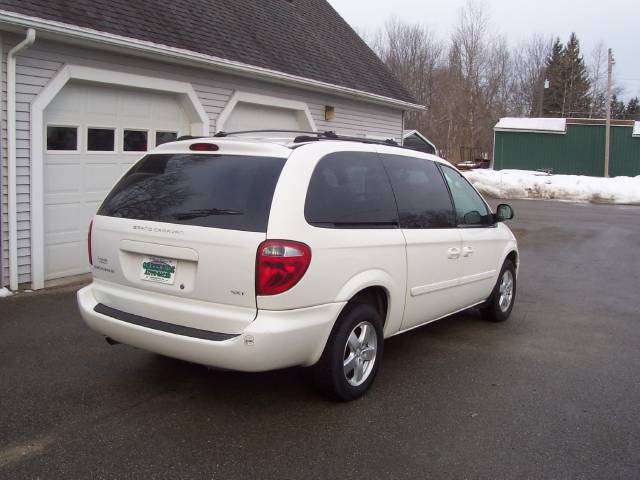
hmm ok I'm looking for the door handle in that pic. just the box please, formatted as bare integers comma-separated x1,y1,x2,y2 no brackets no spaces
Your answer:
463,246,474,257
447,247,461,259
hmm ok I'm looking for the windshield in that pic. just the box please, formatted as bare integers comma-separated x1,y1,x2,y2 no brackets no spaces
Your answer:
97,153,287,232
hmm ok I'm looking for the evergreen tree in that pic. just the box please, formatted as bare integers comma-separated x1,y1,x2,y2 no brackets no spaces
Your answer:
626,97,640,117
609,94,626,119
561,33,591,117
542,34,591,117
542,38,564,117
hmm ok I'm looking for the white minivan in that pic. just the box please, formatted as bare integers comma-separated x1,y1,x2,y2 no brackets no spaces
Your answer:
77,133,518,400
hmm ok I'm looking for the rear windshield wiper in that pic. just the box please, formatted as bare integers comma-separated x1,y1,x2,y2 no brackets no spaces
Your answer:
174,208,244,220
310,221,399,229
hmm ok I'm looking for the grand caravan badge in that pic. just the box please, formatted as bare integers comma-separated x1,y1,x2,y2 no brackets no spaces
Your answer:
140,257,177,284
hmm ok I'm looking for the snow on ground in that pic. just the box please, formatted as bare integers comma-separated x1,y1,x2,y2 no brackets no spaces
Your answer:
463,169,640,205
0,287,13,298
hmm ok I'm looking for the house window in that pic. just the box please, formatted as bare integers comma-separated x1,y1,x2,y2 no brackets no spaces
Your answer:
47,126,78,151
156,131,178,146
87,128,116,152
123,129,148,152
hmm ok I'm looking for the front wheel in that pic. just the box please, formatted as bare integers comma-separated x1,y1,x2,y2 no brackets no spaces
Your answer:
313,303,383,401
480,260,516,322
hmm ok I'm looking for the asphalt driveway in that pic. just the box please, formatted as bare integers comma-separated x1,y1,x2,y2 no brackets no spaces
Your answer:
1,199,639,479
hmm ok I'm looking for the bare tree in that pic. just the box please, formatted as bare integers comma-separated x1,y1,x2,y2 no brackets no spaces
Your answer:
588,41,609,118
513,35,553,116
369,1,601,162
373,17,444,139
450,0,490,151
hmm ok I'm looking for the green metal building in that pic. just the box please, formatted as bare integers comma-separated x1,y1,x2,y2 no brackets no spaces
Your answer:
493,118,640,177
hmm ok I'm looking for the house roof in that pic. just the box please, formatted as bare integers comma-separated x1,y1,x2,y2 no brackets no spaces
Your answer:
0,0,418,106
403,130,437,151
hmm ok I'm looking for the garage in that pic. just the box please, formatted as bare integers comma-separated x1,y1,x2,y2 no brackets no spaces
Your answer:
43,82,193,280
2,0,419,291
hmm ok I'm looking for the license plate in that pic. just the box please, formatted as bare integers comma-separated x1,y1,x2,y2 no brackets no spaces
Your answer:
140,256,177,284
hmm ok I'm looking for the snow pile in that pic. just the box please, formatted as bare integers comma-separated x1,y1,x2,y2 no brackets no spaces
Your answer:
463,169,640,205
0,287,13,298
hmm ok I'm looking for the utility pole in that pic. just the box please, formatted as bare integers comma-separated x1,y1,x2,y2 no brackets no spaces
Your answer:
604,48,614,178
538,77,549,117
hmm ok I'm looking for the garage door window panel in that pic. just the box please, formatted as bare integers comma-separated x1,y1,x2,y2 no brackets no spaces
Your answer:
123,129,148,152
87,127,116,152
156,131,178,146
46,125,79,152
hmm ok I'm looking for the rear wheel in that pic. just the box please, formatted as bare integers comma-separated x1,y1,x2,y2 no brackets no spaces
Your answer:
313,303,383,401
480,260,516,322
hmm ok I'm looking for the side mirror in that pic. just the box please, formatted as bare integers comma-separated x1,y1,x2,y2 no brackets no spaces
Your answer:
496,204,514,222
463,210,483,225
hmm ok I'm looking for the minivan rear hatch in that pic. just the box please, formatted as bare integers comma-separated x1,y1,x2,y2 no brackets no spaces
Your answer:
90,144,288,334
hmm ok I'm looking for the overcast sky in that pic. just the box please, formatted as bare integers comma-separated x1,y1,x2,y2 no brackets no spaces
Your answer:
328,0,639,101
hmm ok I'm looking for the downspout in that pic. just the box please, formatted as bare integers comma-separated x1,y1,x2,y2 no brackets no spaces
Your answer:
7,28,36,291
0,35,3,288
400,110,405,146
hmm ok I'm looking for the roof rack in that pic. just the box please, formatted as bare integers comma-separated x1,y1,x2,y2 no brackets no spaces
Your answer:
213,129,400,147
176,135,205,141
213,129,318,138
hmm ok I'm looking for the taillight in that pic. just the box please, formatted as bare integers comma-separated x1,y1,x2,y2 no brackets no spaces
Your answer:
256,240,311,296
88,220,93,266
189,143,219,152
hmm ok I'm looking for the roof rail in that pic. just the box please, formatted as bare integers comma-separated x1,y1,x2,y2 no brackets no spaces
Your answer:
176,135,205,141
295,132,399,147
213,129,399,147
214,129,320,138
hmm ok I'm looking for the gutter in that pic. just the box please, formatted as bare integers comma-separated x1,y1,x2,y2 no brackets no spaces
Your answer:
0,9,425,112
7,28,36,290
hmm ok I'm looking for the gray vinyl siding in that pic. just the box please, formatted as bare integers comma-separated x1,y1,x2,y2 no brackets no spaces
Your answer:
0,34,403,287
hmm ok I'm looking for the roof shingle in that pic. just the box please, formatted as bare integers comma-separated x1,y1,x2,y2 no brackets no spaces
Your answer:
0,0,417,104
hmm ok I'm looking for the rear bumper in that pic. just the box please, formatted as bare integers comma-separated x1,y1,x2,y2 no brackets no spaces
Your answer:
77,284,344,372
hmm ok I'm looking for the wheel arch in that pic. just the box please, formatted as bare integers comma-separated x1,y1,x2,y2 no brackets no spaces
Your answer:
335,269,403,337
346,286,389,327
504,249,519,273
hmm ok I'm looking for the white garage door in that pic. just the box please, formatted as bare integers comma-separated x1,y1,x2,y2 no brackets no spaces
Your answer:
43,82,191,280
223,102,306,132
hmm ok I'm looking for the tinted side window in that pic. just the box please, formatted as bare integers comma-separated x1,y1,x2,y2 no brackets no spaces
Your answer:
98,154,286,232
440,165,492,226
305,151,398,228
381,155,455,229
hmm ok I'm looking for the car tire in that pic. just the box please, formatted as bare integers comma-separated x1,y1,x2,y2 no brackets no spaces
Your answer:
480,259,516,322
313,303,384,401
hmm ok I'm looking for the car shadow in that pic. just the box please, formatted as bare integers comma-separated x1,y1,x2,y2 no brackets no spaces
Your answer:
113,307,496,407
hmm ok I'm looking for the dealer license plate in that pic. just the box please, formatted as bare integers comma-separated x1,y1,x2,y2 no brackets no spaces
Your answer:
140,256,177,284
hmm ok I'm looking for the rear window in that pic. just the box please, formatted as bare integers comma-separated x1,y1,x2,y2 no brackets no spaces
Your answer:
98,154,286,232
304,151,398,228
